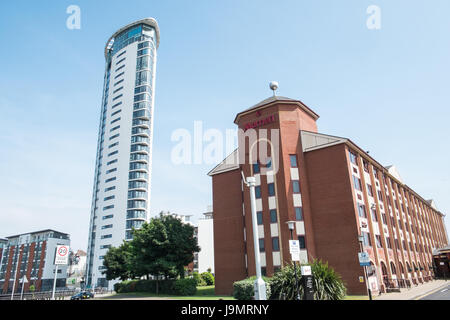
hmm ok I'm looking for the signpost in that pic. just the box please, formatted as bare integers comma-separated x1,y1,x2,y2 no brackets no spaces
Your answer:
287,235,301,300
52,245,69,300
358,252,371,267
300,266,314,300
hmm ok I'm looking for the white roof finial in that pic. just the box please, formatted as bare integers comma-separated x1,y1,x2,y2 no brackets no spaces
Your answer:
269,81,279,97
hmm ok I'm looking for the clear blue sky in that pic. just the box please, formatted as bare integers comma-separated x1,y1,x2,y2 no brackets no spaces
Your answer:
0,0,449,251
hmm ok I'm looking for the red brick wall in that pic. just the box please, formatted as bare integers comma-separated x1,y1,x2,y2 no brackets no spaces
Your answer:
304,144,368,295
212,169,247,295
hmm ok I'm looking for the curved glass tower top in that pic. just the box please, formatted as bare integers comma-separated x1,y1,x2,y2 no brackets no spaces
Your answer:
105,18,160,59
86,18,159,290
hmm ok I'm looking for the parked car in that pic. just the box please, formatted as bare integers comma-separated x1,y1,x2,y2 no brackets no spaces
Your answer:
84,290,95,299
70,292,88,300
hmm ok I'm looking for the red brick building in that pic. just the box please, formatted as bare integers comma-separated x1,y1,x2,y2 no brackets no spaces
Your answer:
208,96,448,295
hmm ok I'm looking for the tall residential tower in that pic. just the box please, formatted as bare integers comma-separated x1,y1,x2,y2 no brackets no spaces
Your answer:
86,18,160,289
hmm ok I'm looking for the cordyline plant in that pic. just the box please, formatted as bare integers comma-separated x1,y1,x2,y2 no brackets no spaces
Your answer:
269,260,346,300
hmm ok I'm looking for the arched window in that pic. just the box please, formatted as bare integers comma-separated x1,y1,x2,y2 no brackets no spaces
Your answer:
390,262,397,275
381,261,388,280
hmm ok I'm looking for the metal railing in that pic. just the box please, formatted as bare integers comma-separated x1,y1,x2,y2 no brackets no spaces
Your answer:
0,288,76,300
382,275,434,292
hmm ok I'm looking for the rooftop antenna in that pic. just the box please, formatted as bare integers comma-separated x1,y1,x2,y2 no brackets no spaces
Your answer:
269,81,279,97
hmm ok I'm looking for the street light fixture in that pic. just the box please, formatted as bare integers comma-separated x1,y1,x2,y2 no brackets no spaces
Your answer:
286,221,301,300
241,172,266,300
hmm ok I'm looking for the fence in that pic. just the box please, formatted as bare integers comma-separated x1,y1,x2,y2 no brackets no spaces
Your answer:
382,275,434,292
0,288,76,300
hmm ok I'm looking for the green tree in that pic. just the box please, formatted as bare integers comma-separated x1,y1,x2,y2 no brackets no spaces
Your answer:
130,218,177,281
102,241,134,281
159,213,200,278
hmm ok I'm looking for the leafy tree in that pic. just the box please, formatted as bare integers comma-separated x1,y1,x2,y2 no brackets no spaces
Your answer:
130,218,177,281
102,212,200,291
102,241,134,281
159,213,200,278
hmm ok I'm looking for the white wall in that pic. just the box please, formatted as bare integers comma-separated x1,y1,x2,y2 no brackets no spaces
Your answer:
197,218,215,273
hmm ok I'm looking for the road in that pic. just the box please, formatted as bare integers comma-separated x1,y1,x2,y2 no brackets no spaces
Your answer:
420,283,450,300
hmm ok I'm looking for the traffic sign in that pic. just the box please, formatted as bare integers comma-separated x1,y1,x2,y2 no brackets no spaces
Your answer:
358,252,371,266
301,265,312,276
289,240,300,254
291,252,300,262
55,245,70,265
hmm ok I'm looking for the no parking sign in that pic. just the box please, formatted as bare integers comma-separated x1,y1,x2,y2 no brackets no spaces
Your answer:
55,245,70,265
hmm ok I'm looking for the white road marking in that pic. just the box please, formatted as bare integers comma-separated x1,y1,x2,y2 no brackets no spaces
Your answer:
440,288,448,293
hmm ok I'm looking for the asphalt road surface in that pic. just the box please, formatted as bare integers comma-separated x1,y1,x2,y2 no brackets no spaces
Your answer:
420,283,450,300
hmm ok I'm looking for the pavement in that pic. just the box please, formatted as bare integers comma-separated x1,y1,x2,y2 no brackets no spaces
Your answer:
374,279,450,300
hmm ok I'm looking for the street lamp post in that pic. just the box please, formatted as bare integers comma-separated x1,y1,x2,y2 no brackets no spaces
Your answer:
358,234,372,300
241,173,266,300
286,221,300,300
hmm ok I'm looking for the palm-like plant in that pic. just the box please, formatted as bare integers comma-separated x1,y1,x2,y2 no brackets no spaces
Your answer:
269,260,346,300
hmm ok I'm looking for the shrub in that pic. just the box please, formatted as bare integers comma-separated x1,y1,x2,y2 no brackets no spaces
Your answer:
174,278,197,296
193,272,207,286
233,276,271,300
269,260,346,300
200,272,215,286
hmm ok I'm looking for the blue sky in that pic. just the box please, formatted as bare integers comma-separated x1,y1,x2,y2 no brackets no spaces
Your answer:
0,0,449,251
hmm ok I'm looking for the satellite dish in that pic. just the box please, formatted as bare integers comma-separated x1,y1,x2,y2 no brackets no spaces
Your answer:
269,81,279,96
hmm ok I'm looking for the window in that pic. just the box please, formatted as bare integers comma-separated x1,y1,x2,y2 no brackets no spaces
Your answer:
292,180,300,193
103,205,114,210
100,245,111,250
104,195,115,201
371,208,378,222
111,101,122,109
349,151,358,165
101,234,112,239
358,204,367,218
116,57,126,65
362,232,371,247
105,177,116,183
110,126,120,133
112,94,123,101
107,159,118,166
298,236,306,249
113,86,123,94
259,239,265,252
375,235,383,248
386,237,392,249
295,207,303,221
382,213,387,225
367,184,373,197
289,154,298,168
114,72,124,79
269,209,277,223
108,142,119,149
253,163,260,174
353,176,362,191
268,183,275,196
272,237,280,251
108,151,118,157
111,109,122,117
257,212,263,225
255,186,261,199
105,186,115,192
103,215,113,220
363,160,370,173
111,117,121,124
101,224,113,230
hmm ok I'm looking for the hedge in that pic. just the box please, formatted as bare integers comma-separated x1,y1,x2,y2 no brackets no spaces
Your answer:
232,276,272,300
114,278,197,296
